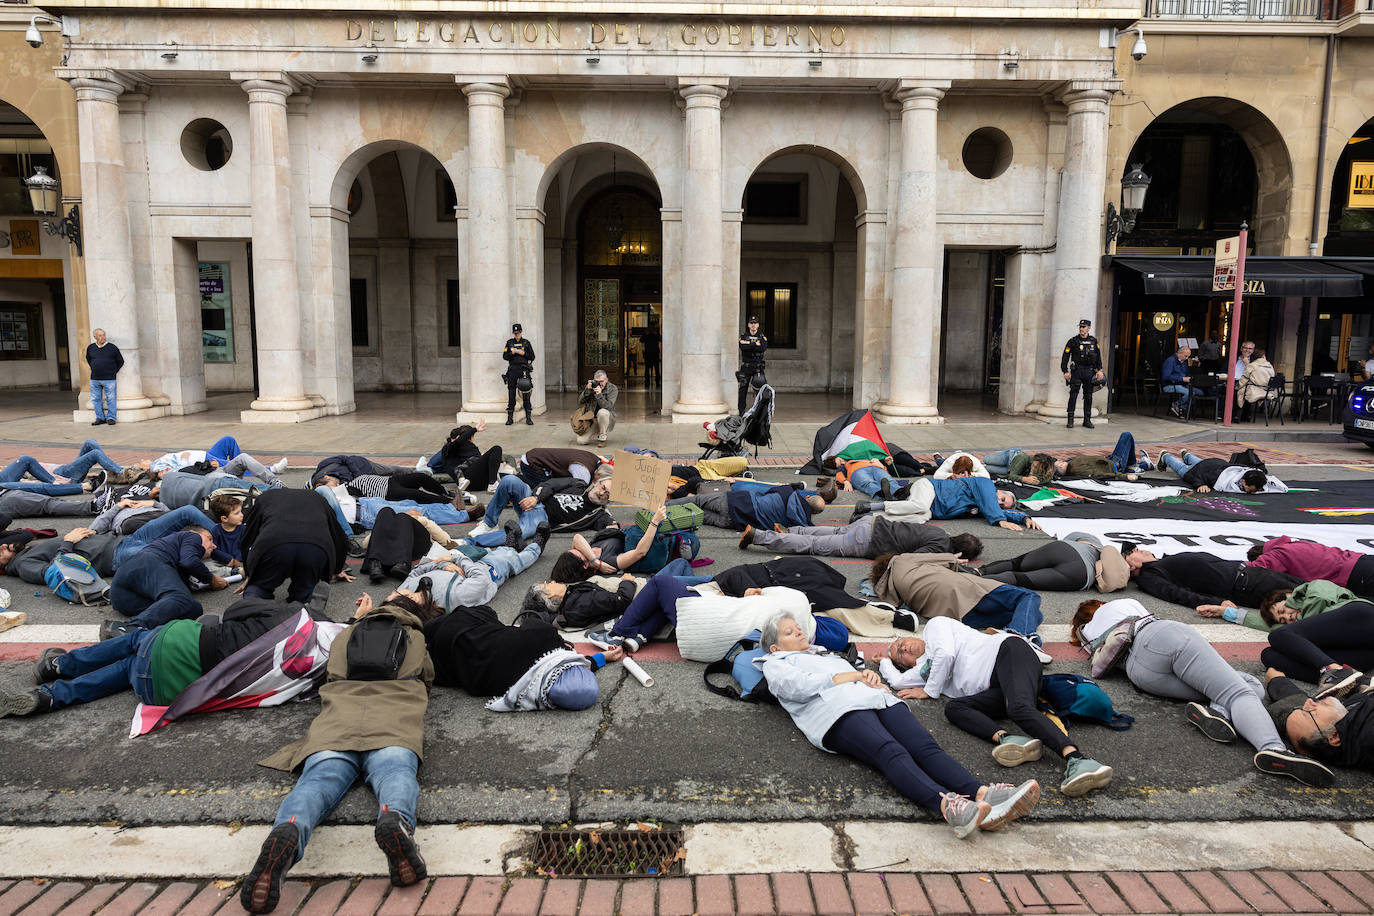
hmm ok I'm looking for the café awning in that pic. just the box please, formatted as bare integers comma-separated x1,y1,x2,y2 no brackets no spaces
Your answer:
1110,256,1366,297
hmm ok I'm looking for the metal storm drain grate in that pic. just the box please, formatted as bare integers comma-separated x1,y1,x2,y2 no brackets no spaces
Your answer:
531,826,686,877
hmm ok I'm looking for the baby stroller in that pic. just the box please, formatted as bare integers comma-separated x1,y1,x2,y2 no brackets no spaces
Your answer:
700,383,775,459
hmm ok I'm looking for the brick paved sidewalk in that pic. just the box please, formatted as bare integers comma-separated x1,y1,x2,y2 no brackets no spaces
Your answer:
3,870,1372,915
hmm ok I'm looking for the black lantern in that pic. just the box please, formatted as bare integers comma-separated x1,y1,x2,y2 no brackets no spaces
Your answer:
24,166,82,255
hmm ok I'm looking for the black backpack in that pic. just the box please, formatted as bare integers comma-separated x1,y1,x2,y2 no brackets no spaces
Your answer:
1227,448,1267,473
345,614,410,681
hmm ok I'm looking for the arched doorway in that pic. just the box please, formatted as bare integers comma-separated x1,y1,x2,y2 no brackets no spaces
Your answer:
1317,116,1374,373
576,187,663,389
1112,99,1290,388
342,146,459,391
0,101,70,391
737,150,862,399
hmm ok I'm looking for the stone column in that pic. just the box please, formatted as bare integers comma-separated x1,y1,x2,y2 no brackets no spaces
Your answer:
1037,80,1119,423
458,77,513,416
514,206,547,414
877,81,949,425
236,73,322,422
672,79,730,421
69,72,160,421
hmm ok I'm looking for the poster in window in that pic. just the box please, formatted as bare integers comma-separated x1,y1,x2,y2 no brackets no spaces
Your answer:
1349,162,1374,210
198,261,234,362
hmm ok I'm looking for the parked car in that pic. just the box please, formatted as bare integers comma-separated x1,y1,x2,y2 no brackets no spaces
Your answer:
1342,381,1374,449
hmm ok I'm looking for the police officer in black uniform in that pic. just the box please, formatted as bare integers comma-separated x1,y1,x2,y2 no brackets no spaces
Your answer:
1061,318,1104,429
736,315,768,415
502,323,535,426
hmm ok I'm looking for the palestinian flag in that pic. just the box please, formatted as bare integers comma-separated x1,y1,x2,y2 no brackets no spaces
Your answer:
129,610,346,737
798,410,891,474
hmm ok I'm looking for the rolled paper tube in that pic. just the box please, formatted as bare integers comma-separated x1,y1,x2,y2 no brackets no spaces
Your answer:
622,656,654,688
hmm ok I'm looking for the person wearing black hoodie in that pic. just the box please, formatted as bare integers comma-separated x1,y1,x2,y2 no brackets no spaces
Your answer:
241,488,351,603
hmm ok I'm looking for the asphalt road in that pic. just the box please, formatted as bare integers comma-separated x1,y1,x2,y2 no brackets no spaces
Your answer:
2,464,1373,829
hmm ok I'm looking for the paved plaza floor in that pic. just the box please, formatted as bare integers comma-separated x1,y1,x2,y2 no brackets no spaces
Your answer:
1,392,1372,913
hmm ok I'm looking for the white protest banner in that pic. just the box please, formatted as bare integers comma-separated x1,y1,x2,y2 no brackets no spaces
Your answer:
1034,518,1374,562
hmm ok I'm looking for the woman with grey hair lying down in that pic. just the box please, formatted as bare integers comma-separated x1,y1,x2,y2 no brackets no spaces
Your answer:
755,610,1040,839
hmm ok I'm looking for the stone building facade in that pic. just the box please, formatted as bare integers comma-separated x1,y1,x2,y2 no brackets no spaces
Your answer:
0,0,1140,423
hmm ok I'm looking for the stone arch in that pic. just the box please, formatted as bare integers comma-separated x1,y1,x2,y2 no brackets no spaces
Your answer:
734,143,870,214
329,138,459,215
1122,97,1294,255
534,142,662,216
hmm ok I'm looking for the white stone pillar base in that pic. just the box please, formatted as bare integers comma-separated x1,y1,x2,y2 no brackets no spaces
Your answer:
874,403,945,425
1033,404,1104,423
72,405,169,424
671,402,729,424
240,402,327,423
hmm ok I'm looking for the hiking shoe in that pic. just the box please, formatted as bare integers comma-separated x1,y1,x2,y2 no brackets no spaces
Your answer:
1186,701,1238,743
849,500,871,523
531,522,551,553
241,822,299,913
503,520,523,549
993,735,1043,767
879,477,895,500
940,793,989,840
32,647,67,685
1,687,53,718
375,808,427,887
1315,664,1363,700
1254,748,1335,787
980,780,1041,831
739,525,755,549
1060,756,1113,796
98,619,139,642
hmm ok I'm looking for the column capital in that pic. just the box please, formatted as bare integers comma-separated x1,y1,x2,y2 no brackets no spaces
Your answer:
233,71,311,95
1055,79,1122,110
676,78,729,108
892,79,951,108
458,76,511,99
61,70,136,104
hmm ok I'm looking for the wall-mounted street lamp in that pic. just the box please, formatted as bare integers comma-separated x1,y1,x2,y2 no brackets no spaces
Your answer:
24,166,82,256
1105,162,1151,250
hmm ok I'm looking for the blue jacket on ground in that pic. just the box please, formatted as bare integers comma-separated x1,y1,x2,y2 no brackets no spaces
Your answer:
143,531,214,583
932,477,1027,526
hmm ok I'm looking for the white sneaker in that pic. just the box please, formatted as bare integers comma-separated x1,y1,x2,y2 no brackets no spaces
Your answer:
468,520,494,537
497,462,517,477
415,456,429,471
462,491,476,505
487,482,498,493
270,458,288,474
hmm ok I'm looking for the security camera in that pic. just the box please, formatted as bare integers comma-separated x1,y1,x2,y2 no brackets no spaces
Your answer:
1130,33,1147,61
25,23,43,48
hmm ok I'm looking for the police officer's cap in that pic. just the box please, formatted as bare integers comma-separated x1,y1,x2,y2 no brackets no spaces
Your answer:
512,323,523,333
747,315,760,324
1079,319,1092,328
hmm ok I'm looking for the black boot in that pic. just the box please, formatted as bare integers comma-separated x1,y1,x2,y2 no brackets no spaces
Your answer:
362,557,384,584
1082,416,1095,429
524,407,534,426
506,410,514,426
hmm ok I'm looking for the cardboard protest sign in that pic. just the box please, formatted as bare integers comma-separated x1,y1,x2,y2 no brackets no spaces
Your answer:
610,450,672,511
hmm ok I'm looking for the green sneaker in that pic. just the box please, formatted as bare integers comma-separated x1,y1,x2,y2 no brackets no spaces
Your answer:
1061,756,1113,797
980,780,1041,832
992,735,1043,767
